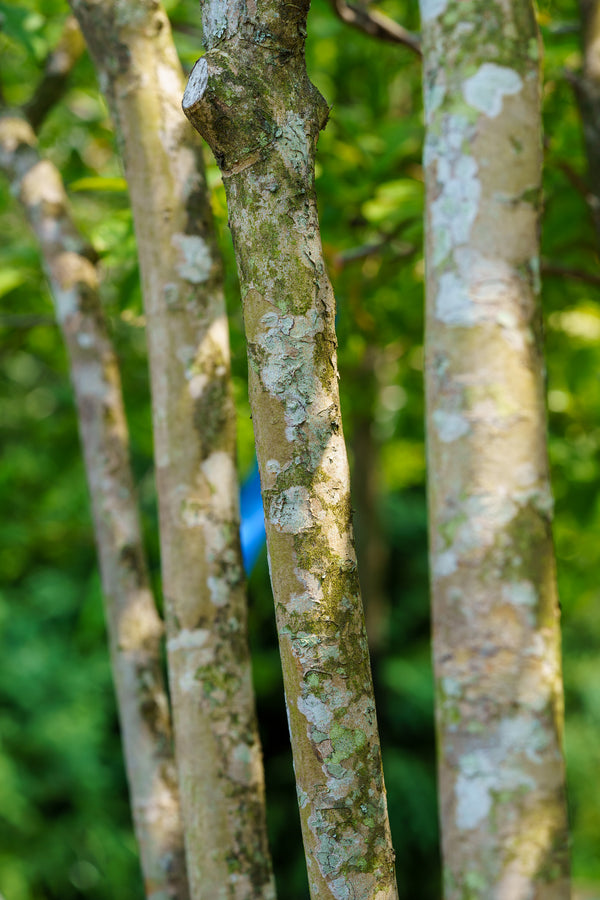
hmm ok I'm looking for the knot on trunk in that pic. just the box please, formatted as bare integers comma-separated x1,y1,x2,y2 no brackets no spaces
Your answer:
182,50,328,177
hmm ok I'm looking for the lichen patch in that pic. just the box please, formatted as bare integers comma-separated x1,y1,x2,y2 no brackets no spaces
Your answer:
268,485,313,533
432,409,470,443
432,549,457,578
431,151,481,265
420,0,449,22
463,63,523,118
455,722,537,830
167,628,210,652
171,232,212,284
297,693,333,731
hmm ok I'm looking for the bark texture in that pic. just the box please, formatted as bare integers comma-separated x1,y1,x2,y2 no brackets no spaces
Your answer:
183,6,398,899
0,115,188,900
67,2,275,897
418,1,570,897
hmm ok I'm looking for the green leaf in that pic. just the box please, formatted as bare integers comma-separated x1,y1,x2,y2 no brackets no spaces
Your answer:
0,269,27,298
0,3,42,59
362,178,424,225
68,176,128,193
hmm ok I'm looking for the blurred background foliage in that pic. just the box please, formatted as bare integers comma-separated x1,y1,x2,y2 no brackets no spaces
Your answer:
0,0,598,897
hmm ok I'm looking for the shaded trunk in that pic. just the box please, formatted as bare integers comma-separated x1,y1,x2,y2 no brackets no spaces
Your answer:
574,0,600,242
418,1,570,896
183,5,398,899
350,353,388,655
68,2,275,896
0,115,188,900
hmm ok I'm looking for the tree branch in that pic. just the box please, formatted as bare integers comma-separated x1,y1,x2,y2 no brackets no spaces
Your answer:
542,260,600,287
329,0,421,56
333,218,420,267
0,314,57,328
23,16,85,130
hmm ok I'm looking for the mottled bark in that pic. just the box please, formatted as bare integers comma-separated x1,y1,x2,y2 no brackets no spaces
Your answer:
0,115,188,900
67,2,275,897
183,6,398,899
573,0,600,242
418,1,570,897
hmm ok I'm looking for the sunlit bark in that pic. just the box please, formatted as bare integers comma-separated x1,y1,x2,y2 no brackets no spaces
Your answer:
419,1,570,896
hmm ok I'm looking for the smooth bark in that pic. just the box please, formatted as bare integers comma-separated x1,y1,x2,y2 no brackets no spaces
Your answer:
68,2,275,897
183,5,398,899
419,1,570,896
0,115,188,900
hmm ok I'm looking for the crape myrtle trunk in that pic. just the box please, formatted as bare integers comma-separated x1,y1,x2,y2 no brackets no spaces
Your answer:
418,0,570,897
68,2,275,897
0,116,189,900
183,5,398,900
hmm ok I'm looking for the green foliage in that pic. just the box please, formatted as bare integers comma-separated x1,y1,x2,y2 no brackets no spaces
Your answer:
0,0,599,898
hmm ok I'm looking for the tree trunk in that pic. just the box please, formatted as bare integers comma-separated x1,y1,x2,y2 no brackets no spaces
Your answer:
418,1,571,896
68,2,275,897
0,115,189,900
350,351,389,656
574,0,600,242
183,6,398,899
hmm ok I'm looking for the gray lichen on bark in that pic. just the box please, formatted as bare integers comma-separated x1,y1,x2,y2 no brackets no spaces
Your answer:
184,4,398,899
68,1,275,897
418,1,570,897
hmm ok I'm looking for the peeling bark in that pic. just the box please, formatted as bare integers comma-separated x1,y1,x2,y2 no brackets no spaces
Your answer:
183,5,398,899
0,115,188,900
418,2,571,897
67,2,275,897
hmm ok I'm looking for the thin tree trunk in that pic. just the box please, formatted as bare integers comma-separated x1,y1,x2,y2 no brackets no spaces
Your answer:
350,352,388,655
0,115,189,900
418,1,570,896
183,6,398,899
68,2,275,897
573,0,600,242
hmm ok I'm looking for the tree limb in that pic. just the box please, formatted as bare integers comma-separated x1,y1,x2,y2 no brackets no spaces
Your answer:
329,0,421,56
23,16,85,130
542,260,600,287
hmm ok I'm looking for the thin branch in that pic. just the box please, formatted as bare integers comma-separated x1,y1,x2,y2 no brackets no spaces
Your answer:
542,260,600,287
329,0,421,56
335,238,416,266
23,16,85,130
333,218,420,267
0,314,57,328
